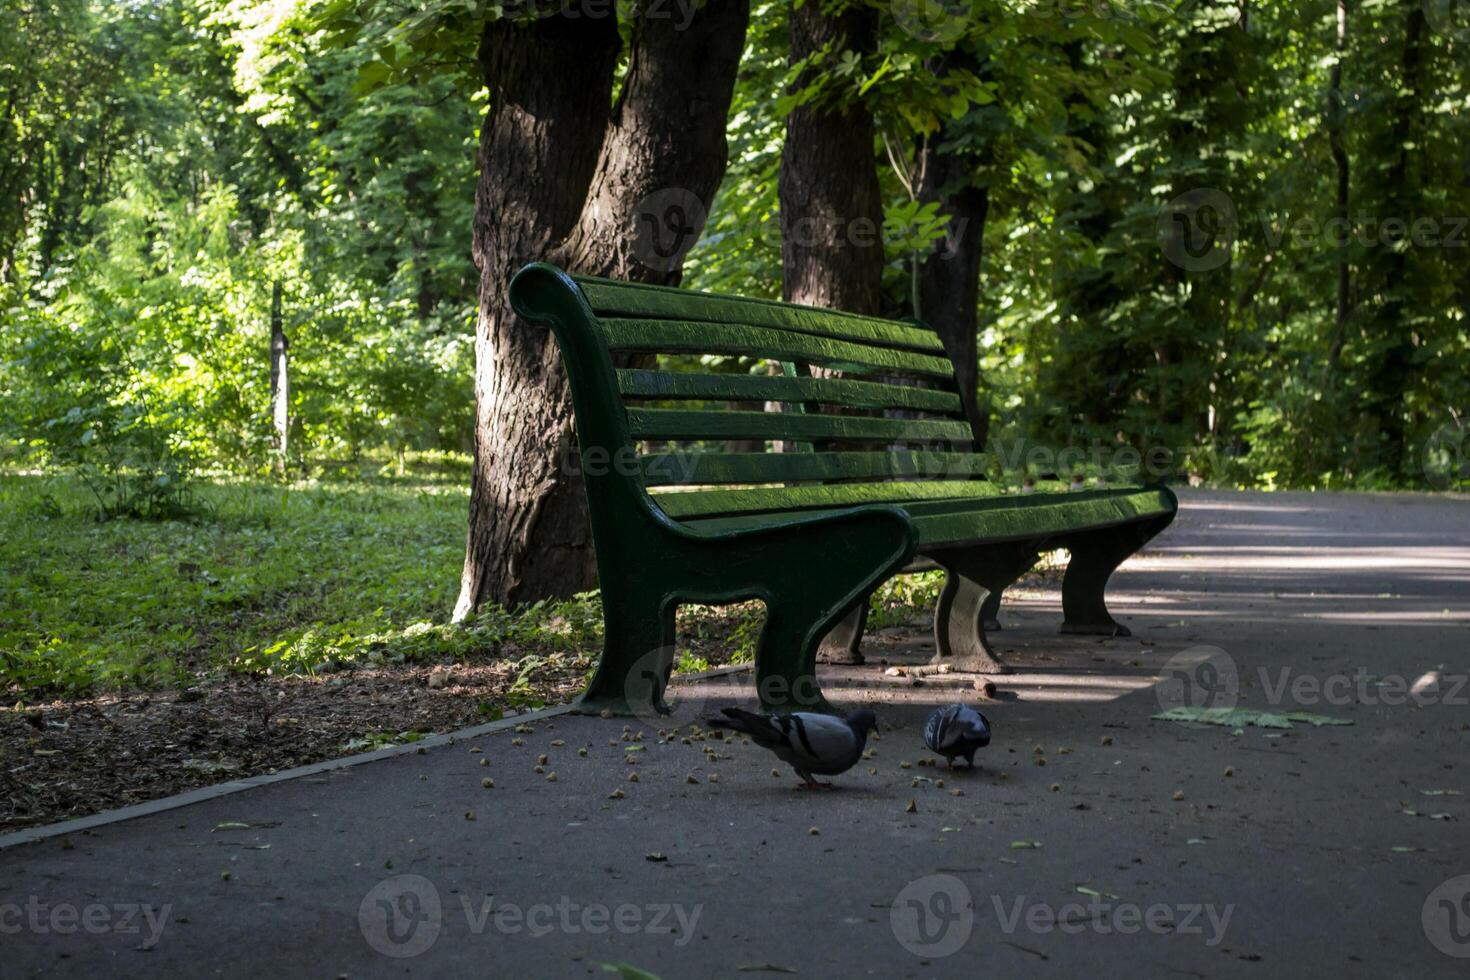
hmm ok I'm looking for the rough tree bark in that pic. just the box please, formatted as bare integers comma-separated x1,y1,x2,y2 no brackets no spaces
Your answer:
778,0,883,313
454,3,750,619
914,49,992,450
1326,0,1352,368
1360,0,1426,476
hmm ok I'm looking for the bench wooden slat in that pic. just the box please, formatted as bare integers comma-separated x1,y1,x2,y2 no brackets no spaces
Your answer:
626,408,973,443
638,450,989,487
650,480,1007,519
598,319,955,379
575,276,945,353
616,369,963,414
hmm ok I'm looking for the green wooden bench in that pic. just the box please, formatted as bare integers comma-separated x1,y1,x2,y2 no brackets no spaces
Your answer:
510,262,1177,714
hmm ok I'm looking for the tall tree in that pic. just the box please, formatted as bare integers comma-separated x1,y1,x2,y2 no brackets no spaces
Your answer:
453,1,751,617
778,0,883,312
913,46,993,448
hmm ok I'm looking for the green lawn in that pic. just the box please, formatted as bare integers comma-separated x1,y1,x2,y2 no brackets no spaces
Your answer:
1,469,952,698
0,470,605,694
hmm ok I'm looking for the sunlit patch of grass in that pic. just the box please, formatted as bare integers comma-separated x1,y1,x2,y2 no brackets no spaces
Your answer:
2,468,992,697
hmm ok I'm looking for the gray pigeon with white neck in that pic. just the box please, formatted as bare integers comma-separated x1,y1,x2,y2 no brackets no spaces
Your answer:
708,706,877,789
922,703,992,769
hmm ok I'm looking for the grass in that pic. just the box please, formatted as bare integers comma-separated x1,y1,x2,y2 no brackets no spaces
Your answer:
0,469,599,694
1,469,950,698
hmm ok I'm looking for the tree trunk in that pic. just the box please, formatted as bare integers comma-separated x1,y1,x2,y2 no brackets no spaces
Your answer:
269,280,289,471
914,50,993,449
454,3,750,619
1361,0,1426,476
778,0,883,313
1326,0,1351,368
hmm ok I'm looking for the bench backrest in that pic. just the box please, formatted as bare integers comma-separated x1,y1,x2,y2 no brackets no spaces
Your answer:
509,263,994,528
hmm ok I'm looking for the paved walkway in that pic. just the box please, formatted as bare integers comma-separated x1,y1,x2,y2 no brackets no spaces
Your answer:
4,490,1469,978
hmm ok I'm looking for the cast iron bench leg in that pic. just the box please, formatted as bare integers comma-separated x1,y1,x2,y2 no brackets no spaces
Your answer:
577,595,679,716
930,544,1039,674
1058,515,1170,636
749,511,914,714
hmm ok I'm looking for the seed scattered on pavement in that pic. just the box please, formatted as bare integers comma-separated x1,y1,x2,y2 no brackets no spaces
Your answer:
1224,766,1235,777
808,827,820,836
905,799,917,813
1172,790,1185,801
464,811,476,821
482,777,494,788
1050,783,1061,792
686,774,700,784
608,789,624,799
628,772,639,782
511,737,523,746
578,747,588,757
1101,735,1113,746
479,758,489,767
545,772,557,782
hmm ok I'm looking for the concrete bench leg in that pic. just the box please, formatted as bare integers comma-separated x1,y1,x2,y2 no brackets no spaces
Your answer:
1058,515,1171,636
816,602,869,665
930,544,1039,674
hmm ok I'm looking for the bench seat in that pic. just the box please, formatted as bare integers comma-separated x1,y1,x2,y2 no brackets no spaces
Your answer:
666,485,1175,546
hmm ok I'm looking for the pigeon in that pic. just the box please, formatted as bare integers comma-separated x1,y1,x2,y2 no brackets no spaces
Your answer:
707,706,877,789
922,703,991,769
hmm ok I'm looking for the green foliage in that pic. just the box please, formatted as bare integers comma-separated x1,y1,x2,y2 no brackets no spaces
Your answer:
0,0,477,475
3,0,1467,496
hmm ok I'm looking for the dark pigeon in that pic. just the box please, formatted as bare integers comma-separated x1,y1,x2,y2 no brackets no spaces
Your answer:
922,703,991,769
708,706,877,789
